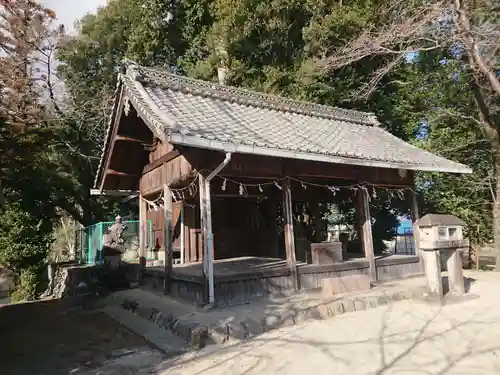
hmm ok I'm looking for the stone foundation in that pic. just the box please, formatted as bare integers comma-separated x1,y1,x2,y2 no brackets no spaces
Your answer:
321,274,371,296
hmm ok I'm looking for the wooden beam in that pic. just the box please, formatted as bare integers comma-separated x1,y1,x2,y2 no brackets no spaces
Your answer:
181,148,413,187
115,134,146,143
357,189,376,281
142,150,181,175
282,178,299,290
99,91,126,191
106,169,138,177
90,189,139,196
121,194,139,203
163,185,173,294
211,194,267,199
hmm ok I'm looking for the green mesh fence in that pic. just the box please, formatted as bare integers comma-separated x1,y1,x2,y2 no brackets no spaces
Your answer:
76,220,153,265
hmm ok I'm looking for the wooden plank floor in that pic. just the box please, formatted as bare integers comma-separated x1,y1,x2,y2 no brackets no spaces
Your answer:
146,254,418,277
172,256,292,278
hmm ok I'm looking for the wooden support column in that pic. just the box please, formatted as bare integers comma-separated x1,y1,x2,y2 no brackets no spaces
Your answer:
163,185,173,294
205,182,216,305
138,194,147,273
357,189,376,281
282,178,299,290
409,189,423,271
199,175,210,304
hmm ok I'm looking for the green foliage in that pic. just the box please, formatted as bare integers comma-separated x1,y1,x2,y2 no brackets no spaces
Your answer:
0,204,53,273
57,0,497,253
390,52,495,243
9,268,41,302
0,204,53,301
56,0,414,253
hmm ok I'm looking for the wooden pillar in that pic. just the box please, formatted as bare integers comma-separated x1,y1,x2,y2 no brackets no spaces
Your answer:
282,178,299,290
138,194,147,272
163,185,173,294
268,199,280,258
205,180,216,305
409,189,424,273
357,188,376,281
410,190,421,254
199,175,210,304
180,204,185,264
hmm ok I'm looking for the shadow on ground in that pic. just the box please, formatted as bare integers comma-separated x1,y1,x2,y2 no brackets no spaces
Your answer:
0,298,161,375
151,272,500,375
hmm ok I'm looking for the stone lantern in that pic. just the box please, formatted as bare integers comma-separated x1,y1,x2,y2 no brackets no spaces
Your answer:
417,214,469,299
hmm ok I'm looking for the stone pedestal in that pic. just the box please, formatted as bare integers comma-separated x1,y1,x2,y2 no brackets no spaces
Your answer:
311,242,343,264
417,214,469,300
442,250,465,295
423,250,443,299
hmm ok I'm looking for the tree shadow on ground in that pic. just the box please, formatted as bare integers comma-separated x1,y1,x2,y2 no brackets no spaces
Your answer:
0,298,158,375
152,275,500,375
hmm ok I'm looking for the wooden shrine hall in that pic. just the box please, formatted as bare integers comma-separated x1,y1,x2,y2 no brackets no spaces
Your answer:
92,60,471,306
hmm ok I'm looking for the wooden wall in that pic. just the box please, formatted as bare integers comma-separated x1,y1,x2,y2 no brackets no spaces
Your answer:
212,197,280,260
375,256,422,281
140,138,198,262
140,152,193,196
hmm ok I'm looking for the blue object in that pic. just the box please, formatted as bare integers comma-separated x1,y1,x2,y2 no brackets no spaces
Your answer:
396,218,413,235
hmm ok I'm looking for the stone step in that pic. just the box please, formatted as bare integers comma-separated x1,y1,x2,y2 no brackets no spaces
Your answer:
103,283,428,349
102,304,190,356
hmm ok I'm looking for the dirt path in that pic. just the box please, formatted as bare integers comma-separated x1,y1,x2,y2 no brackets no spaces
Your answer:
0,300,163,375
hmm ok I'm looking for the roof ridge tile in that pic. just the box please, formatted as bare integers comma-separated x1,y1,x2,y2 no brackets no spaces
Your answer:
123,60,379,126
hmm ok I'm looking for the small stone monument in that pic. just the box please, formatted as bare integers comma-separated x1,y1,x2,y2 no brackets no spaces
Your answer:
311,242,344,264
417,214,469,300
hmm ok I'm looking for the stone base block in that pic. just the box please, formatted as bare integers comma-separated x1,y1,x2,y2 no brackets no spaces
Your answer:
311,242,344,264
321,274,371,296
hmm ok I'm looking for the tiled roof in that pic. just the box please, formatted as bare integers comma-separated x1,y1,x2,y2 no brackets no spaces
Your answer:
94,61,471,188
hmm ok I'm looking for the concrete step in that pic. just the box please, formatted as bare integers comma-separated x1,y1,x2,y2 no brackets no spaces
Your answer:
103,288,210,348
102,304,190,356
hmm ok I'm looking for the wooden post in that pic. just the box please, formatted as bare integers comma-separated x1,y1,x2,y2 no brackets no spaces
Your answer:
410,190,421,255
408,187,424,273
163,185,173,294
138,194,147,272
199,175,210,304
180,204,185,264
357,188,376,282
205,181,216,305
282,178,299,290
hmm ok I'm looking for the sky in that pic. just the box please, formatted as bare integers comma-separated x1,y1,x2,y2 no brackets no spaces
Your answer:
40,0,108,32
